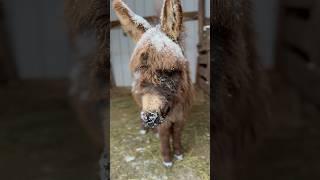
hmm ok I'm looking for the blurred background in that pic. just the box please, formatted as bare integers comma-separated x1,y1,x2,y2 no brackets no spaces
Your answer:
0,0,103,179
247,0,320,179
0,0,320,179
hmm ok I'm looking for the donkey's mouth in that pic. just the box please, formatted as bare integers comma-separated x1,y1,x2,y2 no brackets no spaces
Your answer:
141,111,167,128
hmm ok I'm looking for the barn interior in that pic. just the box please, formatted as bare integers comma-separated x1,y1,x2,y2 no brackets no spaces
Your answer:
0,0,319,180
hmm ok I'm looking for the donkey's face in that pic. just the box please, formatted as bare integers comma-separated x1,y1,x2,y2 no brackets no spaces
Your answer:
140,69,182,126
113,0,185,128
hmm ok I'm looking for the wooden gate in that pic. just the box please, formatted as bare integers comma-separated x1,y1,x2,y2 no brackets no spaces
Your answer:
196,24,210,94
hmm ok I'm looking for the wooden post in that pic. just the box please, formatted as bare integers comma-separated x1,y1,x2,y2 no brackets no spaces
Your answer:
0,1,18,83
110,66,115,88
276,0,320,105
198,0,205,40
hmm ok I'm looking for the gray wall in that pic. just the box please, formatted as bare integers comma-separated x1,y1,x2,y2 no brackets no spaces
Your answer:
2,0,213,81
3,0,73,79
253,0,280,68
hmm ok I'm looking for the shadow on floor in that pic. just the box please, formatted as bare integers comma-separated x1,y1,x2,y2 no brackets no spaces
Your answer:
244,71,320,179
0,80,100,180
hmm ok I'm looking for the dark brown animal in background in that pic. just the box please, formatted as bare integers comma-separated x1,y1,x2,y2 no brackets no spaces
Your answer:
213,0,269,179
64,0,109,179
113,0,193,167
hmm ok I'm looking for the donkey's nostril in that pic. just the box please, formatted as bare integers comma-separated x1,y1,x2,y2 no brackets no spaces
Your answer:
140,111,161,128
147,112,158,120
141,112,158,122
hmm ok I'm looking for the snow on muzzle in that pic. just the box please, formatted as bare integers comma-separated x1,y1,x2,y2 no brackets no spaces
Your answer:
140,111,166,128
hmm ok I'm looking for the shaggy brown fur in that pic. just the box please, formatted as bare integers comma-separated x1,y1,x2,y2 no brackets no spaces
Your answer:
113,0,193,166
64,0,108,102
64,0,109,179
160,0,183,42
112,0,150,42
213,0,269,179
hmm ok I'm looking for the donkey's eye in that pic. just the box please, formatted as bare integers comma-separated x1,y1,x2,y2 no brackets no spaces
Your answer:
156,69,180,77
166,70,178,76
137,52,149,70
164,70,180,76
155,70,181,85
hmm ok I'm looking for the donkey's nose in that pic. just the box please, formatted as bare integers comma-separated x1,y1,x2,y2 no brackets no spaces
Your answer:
140,111,160,128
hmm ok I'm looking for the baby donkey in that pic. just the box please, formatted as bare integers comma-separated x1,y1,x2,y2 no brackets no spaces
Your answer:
113,0,193,167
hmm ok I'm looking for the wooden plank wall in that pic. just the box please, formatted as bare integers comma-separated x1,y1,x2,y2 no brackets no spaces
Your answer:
196,26,210,94
277,0,320,105
110,0,210,87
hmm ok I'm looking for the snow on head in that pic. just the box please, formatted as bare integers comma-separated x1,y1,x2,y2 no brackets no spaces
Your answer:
131,14,152,30
132,25,184,60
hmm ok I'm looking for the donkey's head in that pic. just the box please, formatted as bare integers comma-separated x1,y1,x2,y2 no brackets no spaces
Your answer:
113,0,189,128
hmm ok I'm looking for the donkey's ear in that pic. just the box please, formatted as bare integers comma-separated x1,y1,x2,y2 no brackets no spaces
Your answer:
113,0,152,42
160,0,183,41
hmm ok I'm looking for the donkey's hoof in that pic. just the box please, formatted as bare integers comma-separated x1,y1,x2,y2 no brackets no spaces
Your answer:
139,129,147,135
163,161,173,168
174,154,183,161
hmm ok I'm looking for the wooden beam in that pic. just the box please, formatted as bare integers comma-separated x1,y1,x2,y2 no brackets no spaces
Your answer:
111,11,199,28
198,54,209,65
198,0,205,40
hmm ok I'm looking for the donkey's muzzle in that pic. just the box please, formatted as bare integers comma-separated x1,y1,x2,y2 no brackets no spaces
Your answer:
140,111,165,128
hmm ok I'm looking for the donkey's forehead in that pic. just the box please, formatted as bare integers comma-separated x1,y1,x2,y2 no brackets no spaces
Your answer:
133,26,184,59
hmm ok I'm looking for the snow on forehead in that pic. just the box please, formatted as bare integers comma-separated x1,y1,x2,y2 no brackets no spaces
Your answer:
133,26,184,59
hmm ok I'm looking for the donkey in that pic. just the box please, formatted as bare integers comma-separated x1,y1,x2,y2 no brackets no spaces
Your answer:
113,0,193,167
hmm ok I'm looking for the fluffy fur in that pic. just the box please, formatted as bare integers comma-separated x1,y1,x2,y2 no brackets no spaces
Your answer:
113,0,151,42
64,0,109,179
213,0,269,179
113,0,193,166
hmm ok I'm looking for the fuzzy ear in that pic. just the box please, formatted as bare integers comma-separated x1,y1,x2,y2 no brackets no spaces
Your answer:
160,0,183,41
113,0,152,42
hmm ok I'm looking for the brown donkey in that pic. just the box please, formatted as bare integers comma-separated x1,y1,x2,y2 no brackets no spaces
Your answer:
113,0,193,167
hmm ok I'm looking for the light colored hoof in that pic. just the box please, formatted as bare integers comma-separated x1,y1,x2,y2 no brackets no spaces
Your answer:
163,161,173,168
174,154,183,161
139,129,147,135
155,133,159,138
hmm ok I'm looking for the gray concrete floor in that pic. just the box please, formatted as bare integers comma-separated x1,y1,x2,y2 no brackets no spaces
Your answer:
0,81,100,180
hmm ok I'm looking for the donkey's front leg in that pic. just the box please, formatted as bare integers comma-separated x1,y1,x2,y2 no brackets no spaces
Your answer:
159,123,172,167
139,121,148,135
172,120,184,160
